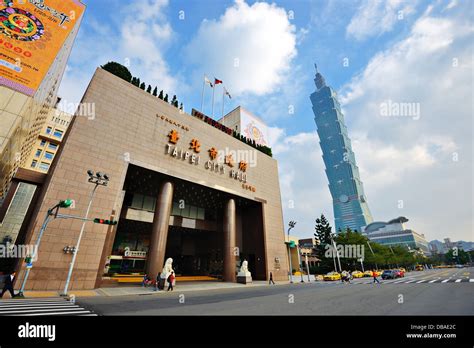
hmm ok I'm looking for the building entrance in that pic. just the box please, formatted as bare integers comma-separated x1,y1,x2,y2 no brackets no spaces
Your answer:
165,226,223,277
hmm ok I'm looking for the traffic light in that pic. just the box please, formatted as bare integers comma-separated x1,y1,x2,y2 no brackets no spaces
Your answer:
93,218,118,225
59,199,74,208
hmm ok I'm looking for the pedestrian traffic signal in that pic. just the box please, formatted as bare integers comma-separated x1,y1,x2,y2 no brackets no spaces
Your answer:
93,218,118,225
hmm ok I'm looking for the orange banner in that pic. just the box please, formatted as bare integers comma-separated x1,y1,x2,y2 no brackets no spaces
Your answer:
0,0,85,96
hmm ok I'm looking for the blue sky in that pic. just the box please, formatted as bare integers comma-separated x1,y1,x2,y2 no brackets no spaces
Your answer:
59,0,473,242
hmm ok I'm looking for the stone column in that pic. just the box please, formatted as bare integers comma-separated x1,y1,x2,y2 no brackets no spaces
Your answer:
223,198,236,282
147,181,174,280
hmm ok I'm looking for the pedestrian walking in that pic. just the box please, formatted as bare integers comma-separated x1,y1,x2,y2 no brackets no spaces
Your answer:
372,270,380,284
269,272,275,285
154,273,160,291
0,272,17,298
167,271,175,291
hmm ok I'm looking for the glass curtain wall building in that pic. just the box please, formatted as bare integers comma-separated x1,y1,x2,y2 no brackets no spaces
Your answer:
310,65,373,233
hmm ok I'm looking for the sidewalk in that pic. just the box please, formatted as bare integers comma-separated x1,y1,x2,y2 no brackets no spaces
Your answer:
8,280,290,299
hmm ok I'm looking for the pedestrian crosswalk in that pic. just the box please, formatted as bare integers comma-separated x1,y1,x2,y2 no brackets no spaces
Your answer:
319,278,474,285
0,297,97,316
354,278,473,284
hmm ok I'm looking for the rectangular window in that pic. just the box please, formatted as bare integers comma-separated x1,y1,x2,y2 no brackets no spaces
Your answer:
35,149,42,157
53,130,63,139
197,208,205,220
131,194,144,209
31,160,37,168
142,196,155,211
44,152,54,160
46,127,52,134
39,162,50,171
189,205,197,219
47,143,58,151
40,140,46,146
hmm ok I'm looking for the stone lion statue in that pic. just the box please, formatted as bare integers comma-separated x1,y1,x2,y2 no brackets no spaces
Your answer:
160,258,174,279
240,260,249,274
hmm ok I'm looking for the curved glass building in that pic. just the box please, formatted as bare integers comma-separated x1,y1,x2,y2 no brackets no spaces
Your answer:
310,65,373,233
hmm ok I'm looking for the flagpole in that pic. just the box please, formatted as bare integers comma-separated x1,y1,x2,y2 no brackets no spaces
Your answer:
211,84,215,118
221,88,225,118
200,75,205,113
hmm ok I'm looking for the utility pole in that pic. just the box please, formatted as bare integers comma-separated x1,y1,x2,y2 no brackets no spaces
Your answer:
287,221,296,283
62,170,109,296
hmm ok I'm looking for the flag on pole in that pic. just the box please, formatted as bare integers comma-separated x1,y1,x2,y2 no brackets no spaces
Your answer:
214,78,223,85
224,87,232,99
204,76,213,88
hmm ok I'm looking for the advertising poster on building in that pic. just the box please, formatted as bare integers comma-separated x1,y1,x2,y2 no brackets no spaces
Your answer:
240,107,269,146
0,0,85,96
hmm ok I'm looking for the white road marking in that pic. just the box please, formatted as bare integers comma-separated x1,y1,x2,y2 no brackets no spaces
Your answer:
441,279,450,283
428,279,438,283
470,279,474,283
416,280,426,283
455,279,462,283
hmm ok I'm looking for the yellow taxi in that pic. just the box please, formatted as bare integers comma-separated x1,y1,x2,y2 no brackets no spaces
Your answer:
400,267,406,273
323,272,341,281
315,275,324,281
415,265,424,271
351,271,364,278
363,270,373,277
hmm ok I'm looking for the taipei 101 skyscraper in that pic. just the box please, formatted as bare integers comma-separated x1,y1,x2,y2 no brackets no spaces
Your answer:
310,65,373,233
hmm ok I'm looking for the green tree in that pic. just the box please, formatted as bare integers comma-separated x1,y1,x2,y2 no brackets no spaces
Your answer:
153,87,158,96
101,62,132,83
445,248,470,264
164,94,169,102
158,90,164,100
146,85,152,93
140,82,146,90
313,214,334,273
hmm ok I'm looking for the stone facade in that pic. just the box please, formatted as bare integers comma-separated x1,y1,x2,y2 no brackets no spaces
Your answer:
17,68,289,290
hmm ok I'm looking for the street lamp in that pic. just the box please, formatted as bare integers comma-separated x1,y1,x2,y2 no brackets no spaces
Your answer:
330,232,342,273
62,170,109,296
287,220,296,284
367,240,378,270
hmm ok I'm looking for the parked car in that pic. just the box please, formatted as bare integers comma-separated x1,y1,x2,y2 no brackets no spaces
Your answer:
381,270,397,280
352,271,364,278
394,269,405,278
315,275,324,281
415,264,424,271
323,272,341,281
399,267,406,273
363,270,373,277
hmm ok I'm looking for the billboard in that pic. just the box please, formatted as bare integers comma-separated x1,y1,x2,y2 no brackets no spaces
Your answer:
240,107,269,147
0,0,85,96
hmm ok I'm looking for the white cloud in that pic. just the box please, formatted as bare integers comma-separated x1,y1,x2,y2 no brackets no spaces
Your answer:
185,0,297,96
337,3,473,241
346,0,415,41
59,0,179,107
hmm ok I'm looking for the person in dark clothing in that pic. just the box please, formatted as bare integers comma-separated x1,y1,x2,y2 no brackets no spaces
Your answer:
269,272,275,285
167,271,175,291
0,272,17,298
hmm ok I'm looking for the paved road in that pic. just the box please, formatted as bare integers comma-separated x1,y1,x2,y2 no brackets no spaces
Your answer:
0,297,97,316
75,267,474,316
